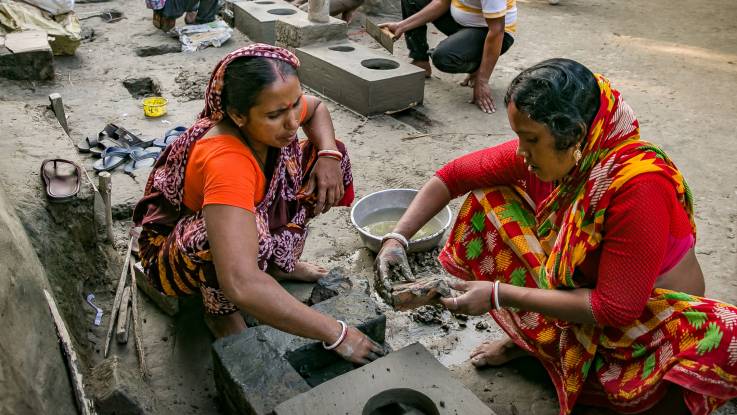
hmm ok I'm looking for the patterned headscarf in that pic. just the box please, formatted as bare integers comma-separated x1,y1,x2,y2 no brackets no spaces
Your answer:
151,44,300,206
534,74,694,289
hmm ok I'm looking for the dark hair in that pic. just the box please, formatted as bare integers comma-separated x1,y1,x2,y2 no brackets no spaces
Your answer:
504,58,600,150
221,57,298,116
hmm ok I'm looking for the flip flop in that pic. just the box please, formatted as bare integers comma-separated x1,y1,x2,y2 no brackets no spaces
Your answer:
77,135,100,153
153,126,186,148
93,147,131,172
124,147,161,174
115,126,155,148
89,137,124,157
40,159,82,202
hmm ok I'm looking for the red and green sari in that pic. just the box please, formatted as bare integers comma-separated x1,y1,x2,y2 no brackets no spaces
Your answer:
438,75,737,414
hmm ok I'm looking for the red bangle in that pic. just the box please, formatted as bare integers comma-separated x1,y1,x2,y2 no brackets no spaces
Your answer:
318,149,343,160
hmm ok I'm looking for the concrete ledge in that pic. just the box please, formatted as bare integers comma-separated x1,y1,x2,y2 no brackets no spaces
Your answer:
274,14,346,48
295,41,425,115
231,0,303,45
0,31,54,81
275,343,494,414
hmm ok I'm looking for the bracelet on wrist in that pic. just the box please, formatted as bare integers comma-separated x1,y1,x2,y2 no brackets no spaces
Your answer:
323,320,348,350
381,232,409,250
493,280,501,310
317,149,343,161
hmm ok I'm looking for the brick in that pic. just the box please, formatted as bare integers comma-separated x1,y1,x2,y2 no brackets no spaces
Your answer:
0,31,54,81
274,343,495,415
295,41,425,115
274,13,346,49
231,0,304,45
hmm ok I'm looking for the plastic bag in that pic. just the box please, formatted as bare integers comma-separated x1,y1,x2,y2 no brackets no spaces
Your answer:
0,0,81,55
21,0,73,16
173,20,231,53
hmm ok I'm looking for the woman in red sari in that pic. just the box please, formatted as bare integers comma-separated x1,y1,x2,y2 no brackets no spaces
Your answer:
134,45,383,364
375,58,737,413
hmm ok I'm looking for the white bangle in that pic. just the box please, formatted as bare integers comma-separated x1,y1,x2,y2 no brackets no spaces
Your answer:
493,280,501,310
381,232,409,250
323,320,348,350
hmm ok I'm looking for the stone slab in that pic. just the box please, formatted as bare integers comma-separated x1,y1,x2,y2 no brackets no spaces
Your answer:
231,0,304,45
0,31,54,81
212,283,386,414
274,13,346,49
275,343,494,415
89,357,158,415
295,41,425,115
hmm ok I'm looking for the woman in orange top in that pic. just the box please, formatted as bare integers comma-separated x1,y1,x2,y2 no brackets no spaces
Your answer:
133,45,383,364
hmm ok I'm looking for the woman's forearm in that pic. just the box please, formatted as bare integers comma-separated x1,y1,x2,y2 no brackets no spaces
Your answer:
500,284,597,325
392,176,452,239
400,0,451,33
302,99,338,151
229,271,341,343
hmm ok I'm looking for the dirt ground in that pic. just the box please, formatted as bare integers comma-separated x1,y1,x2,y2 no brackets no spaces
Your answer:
1,0,736,413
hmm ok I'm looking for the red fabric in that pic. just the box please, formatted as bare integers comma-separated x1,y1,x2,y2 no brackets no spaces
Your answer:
581,174,694,327
435,139,553,206
435,140,695,328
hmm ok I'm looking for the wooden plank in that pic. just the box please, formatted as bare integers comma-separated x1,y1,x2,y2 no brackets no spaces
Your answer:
44,289,96,415
48,93,70,134
389,277,452,311
97,172,114,243
129,259,149,379
115,287,131,344
103,237,133,358
364,17,395,54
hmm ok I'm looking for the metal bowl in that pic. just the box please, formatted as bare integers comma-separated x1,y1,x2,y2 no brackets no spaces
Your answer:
350,188,453,253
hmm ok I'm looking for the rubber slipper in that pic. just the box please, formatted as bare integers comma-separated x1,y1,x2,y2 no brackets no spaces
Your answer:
124,147,161,174
153,126,186,148
77,135,100,153
115,126,155,148
41,159,82,202
90,138,124,157
93,147,131,172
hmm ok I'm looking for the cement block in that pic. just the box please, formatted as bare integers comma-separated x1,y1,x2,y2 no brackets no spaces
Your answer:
89,357,158,415
212,283,386,414
275,343,495,415
274,14,346,49
231,0,304,45
0,31,54,81
295,41,425,115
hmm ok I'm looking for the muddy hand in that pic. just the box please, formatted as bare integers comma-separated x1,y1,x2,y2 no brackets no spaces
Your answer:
306,157,344,215
439,279,493,316
374,239,415,294
335,326,385,364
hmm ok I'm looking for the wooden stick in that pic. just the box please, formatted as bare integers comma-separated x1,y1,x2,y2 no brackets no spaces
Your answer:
129,258,149,378
97,172,114,243
48,93,70,135
43,289,96,415
103,236,133,358
115,287,131,344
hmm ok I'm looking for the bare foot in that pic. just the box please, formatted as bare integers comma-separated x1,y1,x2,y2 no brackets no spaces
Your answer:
460,72,476,87
205,313,247,338
270,261,328,282
469,337,527,367
411,60,432,78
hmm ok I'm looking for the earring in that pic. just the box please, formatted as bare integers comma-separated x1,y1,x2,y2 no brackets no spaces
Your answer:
574,148,582,166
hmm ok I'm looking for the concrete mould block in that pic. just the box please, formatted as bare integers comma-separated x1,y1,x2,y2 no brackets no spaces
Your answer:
295,41,425,115
232,0,305,45
275,343,495,415
0,30,53,81
212,287,386,414
274,14,346,49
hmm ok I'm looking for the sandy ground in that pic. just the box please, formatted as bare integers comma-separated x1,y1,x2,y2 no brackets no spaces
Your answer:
1,0,736,413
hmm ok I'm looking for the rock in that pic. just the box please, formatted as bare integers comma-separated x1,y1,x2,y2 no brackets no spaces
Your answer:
309,268,352,304
135,44,181,57
410,305,444,325
0,31,54,81
475,321,489,330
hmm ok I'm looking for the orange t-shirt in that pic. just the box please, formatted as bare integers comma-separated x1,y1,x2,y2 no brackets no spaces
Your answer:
182,97,308,212
182,134,266,213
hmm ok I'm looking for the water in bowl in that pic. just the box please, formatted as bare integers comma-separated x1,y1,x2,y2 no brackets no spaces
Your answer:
361,208,444,241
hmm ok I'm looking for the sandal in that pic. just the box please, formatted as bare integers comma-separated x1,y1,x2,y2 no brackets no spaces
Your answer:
124,147,162,174
89,138,124,157
93,147,132,172
153,126,186,148
40,159,82,202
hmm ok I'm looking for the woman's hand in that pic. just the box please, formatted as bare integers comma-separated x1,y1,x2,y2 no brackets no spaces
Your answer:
334,326,386,364
439,279,493,316
374,239,415,294
307,156,344,214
